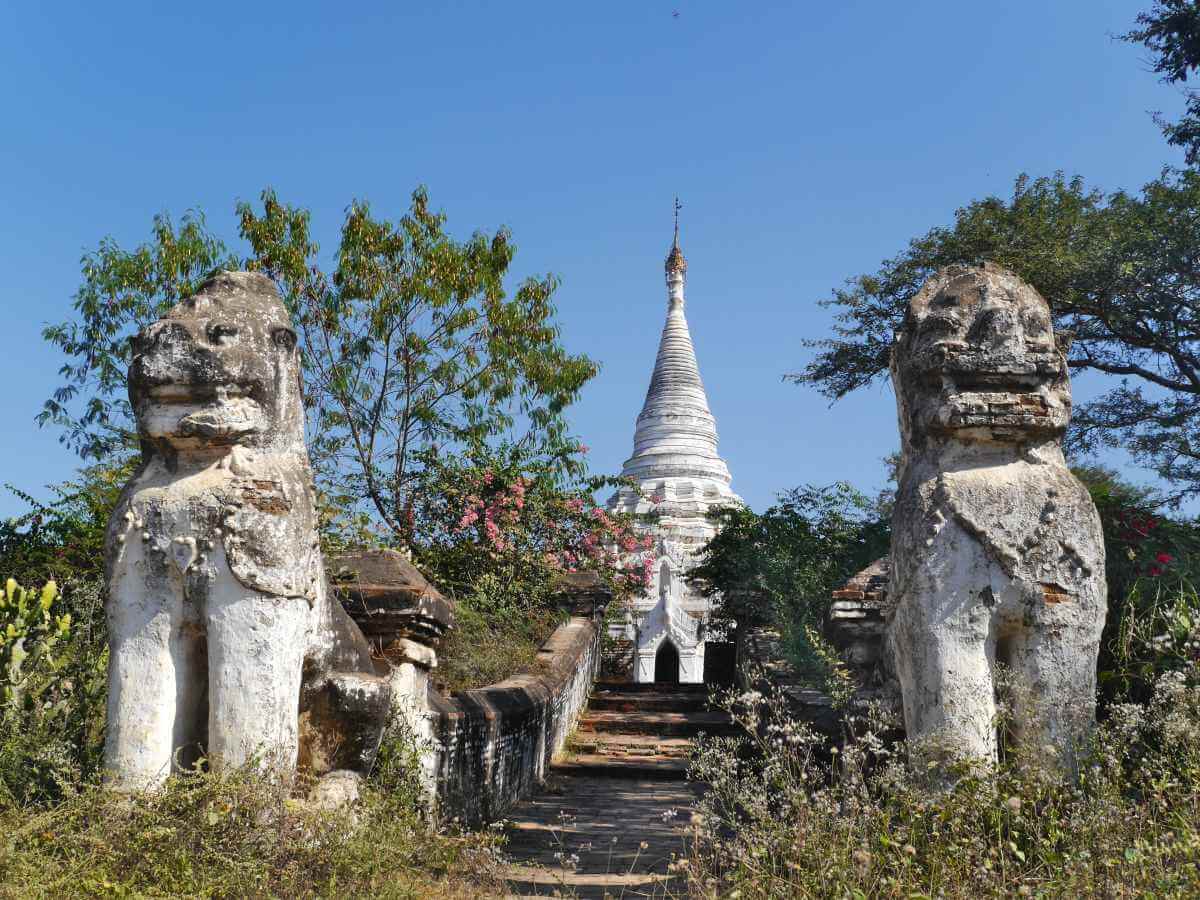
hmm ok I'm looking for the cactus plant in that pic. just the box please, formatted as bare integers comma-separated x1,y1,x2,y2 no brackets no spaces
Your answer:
0,578,71,707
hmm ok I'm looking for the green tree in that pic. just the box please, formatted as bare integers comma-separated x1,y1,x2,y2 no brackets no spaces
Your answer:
41,188,597,539
793,170,1200,503
1124,0,1200,164
689,483,889,674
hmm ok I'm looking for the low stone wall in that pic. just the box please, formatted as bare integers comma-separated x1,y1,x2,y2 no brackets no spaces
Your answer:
431,615,600,825
735,627,838,736
735,560,903,740
335,550,608,825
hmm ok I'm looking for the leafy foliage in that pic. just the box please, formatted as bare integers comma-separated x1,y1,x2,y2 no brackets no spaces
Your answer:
40,188,597,541
1,580,70,707
1075,465,1200,705
689,483,889,677
238,189,598,537
1124,0,1200,164
0,578,107,807
794,170,1200,502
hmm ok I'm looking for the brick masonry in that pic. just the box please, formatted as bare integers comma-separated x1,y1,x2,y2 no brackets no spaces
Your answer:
430,615,601,825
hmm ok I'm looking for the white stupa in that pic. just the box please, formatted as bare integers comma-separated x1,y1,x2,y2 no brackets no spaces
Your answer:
607,204,741,683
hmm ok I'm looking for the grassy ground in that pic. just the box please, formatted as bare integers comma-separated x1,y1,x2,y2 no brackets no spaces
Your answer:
435,602,565,694
0,769,506,899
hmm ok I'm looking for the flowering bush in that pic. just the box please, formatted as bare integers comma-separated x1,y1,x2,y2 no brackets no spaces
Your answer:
413,443,654,607
1076,465,1200,704
409,443,654,690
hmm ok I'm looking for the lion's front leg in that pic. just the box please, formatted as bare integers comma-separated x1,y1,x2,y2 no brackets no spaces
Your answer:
104,530,206,790
203,546,310,777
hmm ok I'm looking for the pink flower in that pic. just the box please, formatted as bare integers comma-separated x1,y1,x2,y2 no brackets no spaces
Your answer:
484,519,501,546
567,498,584,513
577,443,590,454
456,508,480,531
482,472,494,485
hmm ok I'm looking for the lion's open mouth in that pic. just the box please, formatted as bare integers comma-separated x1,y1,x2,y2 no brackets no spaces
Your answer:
145,383,256,405
946,373,1045,394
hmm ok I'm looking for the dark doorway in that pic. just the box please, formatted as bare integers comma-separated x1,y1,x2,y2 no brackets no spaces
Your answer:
654,640,680,683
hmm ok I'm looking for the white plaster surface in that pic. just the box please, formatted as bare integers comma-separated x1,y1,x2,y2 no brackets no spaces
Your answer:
888,265,1106,776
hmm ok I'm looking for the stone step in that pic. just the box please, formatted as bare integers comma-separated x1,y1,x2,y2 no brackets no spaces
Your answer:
552,753,688,779
570,732,695,758
577,710,738,737
503,869,678,897
592,680,708,694
586,691,711,712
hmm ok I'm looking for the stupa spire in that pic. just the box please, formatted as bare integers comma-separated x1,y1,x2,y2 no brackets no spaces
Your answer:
604,206,741,685
665,197,687,278
617,207,731,486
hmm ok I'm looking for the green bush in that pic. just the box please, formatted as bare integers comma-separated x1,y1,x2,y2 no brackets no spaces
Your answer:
0,578,107,808
689,483,890,681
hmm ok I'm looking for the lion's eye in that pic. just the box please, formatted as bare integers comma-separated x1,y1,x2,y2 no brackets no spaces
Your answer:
272,328,297,351
207,323,240,345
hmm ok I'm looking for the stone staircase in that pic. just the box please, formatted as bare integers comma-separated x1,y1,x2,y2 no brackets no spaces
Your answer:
503,681,736,898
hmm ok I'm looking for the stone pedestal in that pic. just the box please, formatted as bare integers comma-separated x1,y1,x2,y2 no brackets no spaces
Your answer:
331,548,455,798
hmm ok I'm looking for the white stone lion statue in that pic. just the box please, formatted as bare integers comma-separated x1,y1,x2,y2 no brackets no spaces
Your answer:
104,271,388,790
888,263,1106,776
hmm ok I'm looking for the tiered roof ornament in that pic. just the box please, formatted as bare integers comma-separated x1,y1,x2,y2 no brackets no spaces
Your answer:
615,200,735,493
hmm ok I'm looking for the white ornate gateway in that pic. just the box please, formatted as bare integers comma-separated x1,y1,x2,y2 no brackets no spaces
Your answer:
607,206,741,683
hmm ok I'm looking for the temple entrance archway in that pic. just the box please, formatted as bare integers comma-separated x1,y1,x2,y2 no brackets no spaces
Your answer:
654,640,680,684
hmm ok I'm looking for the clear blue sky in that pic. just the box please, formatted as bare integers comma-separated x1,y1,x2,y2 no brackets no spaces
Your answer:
0,1,1188,519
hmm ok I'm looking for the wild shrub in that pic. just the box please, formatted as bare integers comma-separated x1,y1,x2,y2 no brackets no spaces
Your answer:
0,578,107,807
0,766,504,898
686,666,1200,898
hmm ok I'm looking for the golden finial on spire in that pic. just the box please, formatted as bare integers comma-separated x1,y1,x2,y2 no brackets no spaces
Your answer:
666,196,687,274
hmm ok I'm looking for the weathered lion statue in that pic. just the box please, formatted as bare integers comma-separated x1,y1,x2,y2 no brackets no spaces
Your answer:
104,271,389,790
888,263,1106,775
